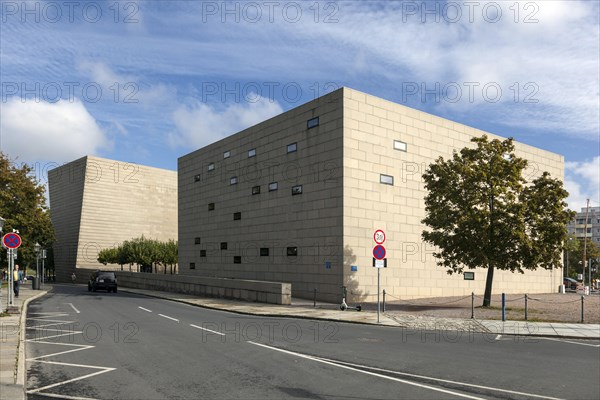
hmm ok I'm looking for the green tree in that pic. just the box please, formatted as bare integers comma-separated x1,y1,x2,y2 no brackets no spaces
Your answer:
0,152,54,269
422,136,574,307
565,238,600,279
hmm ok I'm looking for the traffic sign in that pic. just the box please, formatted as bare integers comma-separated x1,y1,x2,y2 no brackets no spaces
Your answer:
2,233,22,249
374,229,386,244
372,258,387,268
373,245,386,260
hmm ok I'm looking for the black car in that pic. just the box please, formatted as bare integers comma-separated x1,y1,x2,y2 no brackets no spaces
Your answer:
564,277,579,291
88,271,118,293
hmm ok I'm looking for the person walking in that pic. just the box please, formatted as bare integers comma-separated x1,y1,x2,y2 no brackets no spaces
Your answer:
13,264,20,298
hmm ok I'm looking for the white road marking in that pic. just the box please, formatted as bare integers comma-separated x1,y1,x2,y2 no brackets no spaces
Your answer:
540,337,600,348
138,306,152,313
248,341,565,400
27,367,116,394
158,313,179,323
495,335,502,340
66,303,80,313
247,341,486,400
190,324,225,336
26,392,99,400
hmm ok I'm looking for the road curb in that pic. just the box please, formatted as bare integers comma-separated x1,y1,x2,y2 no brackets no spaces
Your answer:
17,290,49,393
121,288,600,340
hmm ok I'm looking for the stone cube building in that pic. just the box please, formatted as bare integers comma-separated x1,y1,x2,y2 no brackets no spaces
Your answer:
48,156,177,281
179,87,564,302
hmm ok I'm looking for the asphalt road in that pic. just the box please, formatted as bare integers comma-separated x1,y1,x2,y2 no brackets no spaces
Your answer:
25,285,600,400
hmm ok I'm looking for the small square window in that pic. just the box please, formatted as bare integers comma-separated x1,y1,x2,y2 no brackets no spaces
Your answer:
230,176,238,185
269,182,278,192
394,140,407,152
260,248,269,256
307,117,319,129
233,212,241,220
194,174,201,182
248,148,256,158
208,203,215,211
208,163,215,171
200,250,206,257
233,256,241,264
252,186,261,195
194,237,201,245
190,262,196,270
287,143,297,153
287,247,298,256
223,151,231,159
380,174,394,185
292,185,303,195
221,242,227,250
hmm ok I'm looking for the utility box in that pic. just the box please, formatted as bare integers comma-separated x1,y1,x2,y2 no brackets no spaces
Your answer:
32,276,40,290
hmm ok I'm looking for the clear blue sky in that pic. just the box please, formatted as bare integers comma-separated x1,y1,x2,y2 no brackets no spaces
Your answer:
1,1,598,209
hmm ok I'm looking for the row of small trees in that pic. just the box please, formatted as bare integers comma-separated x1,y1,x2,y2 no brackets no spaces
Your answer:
97,236,178,274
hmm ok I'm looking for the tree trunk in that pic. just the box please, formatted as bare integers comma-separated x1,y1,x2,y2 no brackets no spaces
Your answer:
483,263,494,307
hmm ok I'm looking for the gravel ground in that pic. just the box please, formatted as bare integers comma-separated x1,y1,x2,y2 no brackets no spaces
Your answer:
363,292,600,324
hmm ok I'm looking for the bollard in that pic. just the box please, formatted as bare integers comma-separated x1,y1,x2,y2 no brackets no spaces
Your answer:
382,289,386,312
502,293,506,322
524,294,528,321
471,292,474,319
581,295,584,323
313,288,317,308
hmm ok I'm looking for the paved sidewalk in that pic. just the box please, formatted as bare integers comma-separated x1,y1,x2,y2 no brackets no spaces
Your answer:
120,287,600,340
0,285,47,400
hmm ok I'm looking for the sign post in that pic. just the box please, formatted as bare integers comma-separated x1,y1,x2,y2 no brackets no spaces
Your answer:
3,233,22,307
372,232,386,324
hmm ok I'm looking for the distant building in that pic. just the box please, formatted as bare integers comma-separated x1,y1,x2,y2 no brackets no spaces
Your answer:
178,87,565,302
48,156,177,282
568,206,600,244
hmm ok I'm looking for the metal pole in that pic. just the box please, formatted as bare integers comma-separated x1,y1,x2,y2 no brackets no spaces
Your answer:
382,289,386,312
581,295,584,323
36,252,39,281
313,288,316,308
471,292,474,319
525,294,528,321
501,293,506,322
377,267,380,323
42,256,45,289
8,248,14,306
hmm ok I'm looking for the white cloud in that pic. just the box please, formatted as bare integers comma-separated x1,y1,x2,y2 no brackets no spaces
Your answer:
565,156,600,211
0,98,109,163
169,95,283,149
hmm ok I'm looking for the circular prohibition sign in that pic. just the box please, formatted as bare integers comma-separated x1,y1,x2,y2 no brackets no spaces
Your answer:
373,245,386,260
2,232,22,249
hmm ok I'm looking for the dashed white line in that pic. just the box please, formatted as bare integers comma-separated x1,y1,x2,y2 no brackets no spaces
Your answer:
138,306,152,313
540,337,600,348
190,324,225,336
158,314,179,323
66,303,80,313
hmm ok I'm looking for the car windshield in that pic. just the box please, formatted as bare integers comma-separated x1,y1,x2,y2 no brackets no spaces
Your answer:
98,272,115,279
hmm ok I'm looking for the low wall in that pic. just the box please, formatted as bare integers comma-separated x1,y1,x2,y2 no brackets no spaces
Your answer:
79,269,291,305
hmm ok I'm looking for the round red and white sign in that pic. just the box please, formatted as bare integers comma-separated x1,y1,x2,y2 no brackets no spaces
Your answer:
374,229,386,244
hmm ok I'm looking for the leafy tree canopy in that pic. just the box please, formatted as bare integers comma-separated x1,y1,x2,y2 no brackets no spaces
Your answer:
0,152,54,269
421,136,574,306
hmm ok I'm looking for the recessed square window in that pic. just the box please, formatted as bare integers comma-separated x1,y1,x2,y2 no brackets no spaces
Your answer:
208,203,215,211
252,186,261,195
292,185,303,195
260,248,269,256
287,143,297,153
194,174,201,182
269,182,278,191
189,262,196,270
287,247,298,256
208,163,215,171
233,256,241,264
223,150,231,159
230,176,238,185
380,174,394,185
200,250,206,257
307,116,319,129
248,148,256,158
393,140,407,152
233,212,241,220
220,242,227,250
194,237,201,245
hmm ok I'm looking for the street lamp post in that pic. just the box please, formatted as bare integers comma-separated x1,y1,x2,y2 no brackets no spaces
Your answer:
0,216,4,312
35,242,41,286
